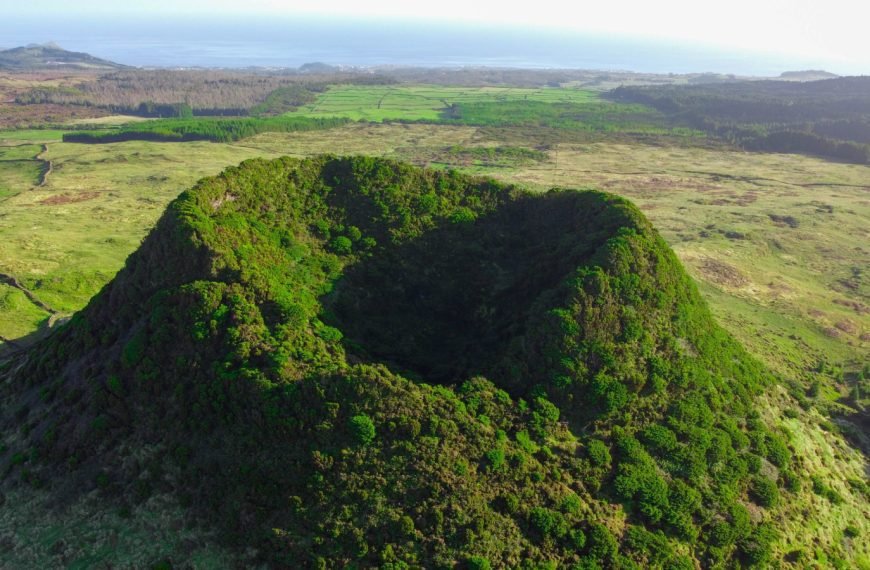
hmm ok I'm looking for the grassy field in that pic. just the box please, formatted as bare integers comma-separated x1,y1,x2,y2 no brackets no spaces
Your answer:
0,135,286,344
0,129,66,142
0,117,867,565
294,84,613,121
0,143,44,200
66,114,152,126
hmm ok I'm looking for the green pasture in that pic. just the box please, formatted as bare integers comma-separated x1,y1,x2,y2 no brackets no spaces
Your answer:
0,143,43,199
0,129,66,142
294,84,602,121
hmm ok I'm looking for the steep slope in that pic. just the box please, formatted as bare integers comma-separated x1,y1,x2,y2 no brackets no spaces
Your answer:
0,43,127,71
0,156,858,568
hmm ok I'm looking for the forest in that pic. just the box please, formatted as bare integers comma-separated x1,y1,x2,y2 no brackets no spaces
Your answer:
13,70,395,117
607,78,870,163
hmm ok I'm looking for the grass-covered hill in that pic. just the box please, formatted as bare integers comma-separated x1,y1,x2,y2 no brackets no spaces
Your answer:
0,43,126,71
0,156,838,567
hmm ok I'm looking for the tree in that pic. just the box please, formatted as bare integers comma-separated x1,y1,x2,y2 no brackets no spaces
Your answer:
349,414,376,446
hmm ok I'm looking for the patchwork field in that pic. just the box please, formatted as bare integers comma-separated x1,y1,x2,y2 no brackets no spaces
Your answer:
292,85,605,122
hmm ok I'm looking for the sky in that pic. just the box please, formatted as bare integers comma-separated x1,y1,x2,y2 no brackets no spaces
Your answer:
4,0,869,72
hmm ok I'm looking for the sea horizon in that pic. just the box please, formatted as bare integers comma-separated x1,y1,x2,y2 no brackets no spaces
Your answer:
0,15,859,76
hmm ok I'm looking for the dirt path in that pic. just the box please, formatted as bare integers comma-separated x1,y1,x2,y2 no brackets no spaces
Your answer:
0,272,56,314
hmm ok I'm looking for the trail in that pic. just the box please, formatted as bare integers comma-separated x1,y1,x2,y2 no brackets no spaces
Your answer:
36,143,52,187
376,88,396,110
0,272,57,314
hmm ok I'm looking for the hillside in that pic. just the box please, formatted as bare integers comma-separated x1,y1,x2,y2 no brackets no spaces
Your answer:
0,156,865,568
779,70,839,81
0,43,126,71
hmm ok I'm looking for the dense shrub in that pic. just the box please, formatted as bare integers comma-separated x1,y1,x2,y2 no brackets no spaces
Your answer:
484,448,506,471
586,523,618,561
0,156,800,568
529,507,568,540
750,475,779,508
349,414,376,446
764,434,791,468
586,439,611,468
738,523,777,566
329,236,353,254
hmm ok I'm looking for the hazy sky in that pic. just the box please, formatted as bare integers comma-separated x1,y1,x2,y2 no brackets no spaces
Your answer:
6,0,869,70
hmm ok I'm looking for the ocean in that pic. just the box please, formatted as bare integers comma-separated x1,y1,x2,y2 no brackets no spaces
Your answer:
0,15,848,76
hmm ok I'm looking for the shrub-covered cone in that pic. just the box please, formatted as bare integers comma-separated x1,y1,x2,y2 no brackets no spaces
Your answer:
1,156,789,568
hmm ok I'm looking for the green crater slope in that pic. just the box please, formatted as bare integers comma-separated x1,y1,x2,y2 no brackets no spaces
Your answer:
1,156,798,568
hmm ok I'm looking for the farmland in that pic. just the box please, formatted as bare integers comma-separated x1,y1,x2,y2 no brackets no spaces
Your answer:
293,84,605,121
290,85,695,135
57,85,697,143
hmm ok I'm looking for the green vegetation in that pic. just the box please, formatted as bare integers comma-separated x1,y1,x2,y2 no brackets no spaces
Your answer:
0,114,866,567
442,145,547,167
0,156,836,567
293,85,592,121
288,84,701,137
0,143,44,161
0,143,44,199
295,85,612,123
0,129,66,142
59,84,702,146
609,77,870,163
440,100,688,136
133,101,193,119
0,284,48,340
250,84,326,116
0,44,125,71
63,115,350,143
349,414,376,445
